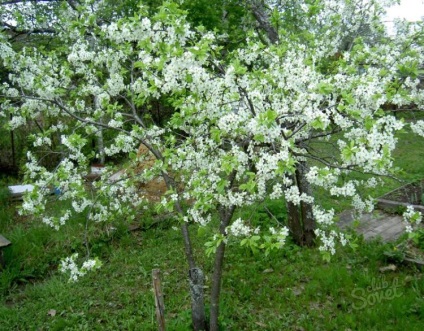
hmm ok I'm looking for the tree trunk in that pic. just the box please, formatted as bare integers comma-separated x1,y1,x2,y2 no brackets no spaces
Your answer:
189,268,207,331
248,0,316,245
94,97,105,164
156,166,207,330
96,126,105,164
152,161,207,330
248,0,279,44
209,205,236,331
177,206,207,331
297,162,315,247
286,199,304,245
286,162,316,247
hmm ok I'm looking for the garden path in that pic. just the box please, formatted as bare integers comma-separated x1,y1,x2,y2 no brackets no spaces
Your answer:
338,210,405,242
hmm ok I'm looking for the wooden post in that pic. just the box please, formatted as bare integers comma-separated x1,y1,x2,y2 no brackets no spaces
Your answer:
152,269,166,331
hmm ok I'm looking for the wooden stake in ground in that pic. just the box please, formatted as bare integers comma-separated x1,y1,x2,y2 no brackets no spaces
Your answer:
152,269,166,331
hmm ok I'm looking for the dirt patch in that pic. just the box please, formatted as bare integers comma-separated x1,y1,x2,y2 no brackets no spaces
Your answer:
106,144,167,202
134,144,167,202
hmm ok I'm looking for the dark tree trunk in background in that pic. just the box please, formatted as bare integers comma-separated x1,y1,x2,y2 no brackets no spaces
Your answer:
297,162,315,246
286,162,316,247
286,196,304,245
248,0,279,44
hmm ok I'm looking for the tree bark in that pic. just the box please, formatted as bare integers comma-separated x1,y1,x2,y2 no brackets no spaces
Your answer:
209,205,236,331
286,162,316,247
248,0,279,44
160,170,207,330
176,203,207,330
286,199,304,245
189,268,207,331
297,162,315,247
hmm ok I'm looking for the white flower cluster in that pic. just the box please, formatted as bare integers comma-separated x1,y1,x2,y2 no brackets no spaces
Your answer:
314,229,347,255
269,183,283,200
411,121,424,137
227,218,258,237
42,210,71,230
61,135,87,163
306,167,340,189
330,182,356,197
59,253,101,282
313,206,335,226
284,185,314,206
33,135,52,147
8,115,26,130
67,42,95,63
186,208,212,227
104,134,137,156
352,194,374,213
403,205,422,233
269,226,289,247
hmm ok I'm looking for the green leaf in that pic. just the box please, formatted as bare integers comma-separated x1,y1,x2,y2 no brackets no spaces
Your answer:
364,116,374,131
211,128,221,143
258,110,278,128
311,117,325,130
254,134,265,143
197,227,207,237
216,179,228,194
317,82,333,95
341,142,357,162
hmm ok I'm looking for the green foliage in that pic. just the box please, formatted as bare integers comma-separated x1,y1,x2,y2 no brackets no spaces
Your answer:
180,0,250,48
410,229,424,250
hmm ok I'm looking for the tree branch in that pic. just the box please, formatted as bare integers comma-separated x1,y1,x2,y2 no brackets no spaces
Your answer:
247,0,279,44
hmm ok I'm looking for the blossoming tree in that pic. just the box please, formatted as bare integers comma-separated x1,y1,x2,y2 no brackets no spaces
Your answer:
1,0,423,329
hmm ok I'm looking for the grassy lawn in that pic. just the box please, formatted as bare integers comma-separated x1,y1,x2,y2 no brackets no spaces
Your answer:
0,218,423,330
0,126,423,330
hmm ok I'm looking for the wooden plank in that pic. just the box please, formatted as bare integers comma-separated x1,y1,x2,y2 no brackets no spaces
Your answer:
377,199,424,213
8,184,34,200
338,210,406,242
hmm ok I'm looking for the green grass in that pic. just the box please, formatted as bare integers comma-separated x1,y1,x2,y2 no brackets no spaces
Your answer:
0,221,423,330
